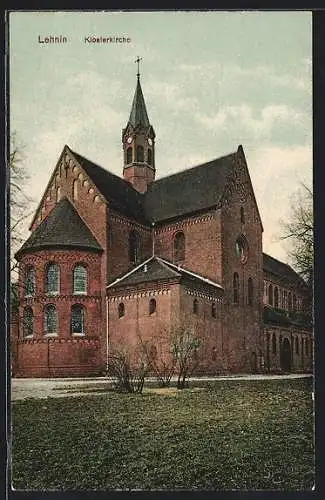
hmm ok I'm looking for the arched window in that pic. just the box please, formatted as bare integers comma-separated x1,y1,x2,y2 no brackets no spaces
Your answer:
118,303,125,318
248,277,253,306
288,292,292,312
44,304,57,334
24,266,35,297
72,179,78,201
295,337,299,355
71,304,85,335
73,265,87,294
274,287,279,308
129,230,141,263
174,231,185,262
293,294,297,312
147,148,152,165
23,307,33,337
212,347,217,361
211,302,217,318
46,263,60,295
268,284,273,306
193,299,198,314
233,273,239,303
235,235,249,264
56,186,61,203
272,334,276,354
305,339,308,356
136,145,144,162
240,207,245,224
149,298,156,315
283,291,287,310
126,147,132,164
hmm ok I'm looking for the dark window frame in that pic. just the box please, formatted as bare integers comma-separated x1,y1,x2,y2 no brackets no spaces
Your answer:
24,266,36,297
233,272,239,304
71,304,85,335
129,230,141,264
268,284,273,306
46,263,60,295
136,145,144,162
73,265,88,294
174,231,185,262
248,277,253,306
149,298,157,315
23,307,34,337
272,334,276,354
126,146,132,164
44,304,57,334
118,303,125,318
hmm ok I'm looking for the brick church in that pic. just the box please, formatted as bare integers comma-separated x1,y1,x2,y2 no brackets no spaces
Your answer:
12,68,313,377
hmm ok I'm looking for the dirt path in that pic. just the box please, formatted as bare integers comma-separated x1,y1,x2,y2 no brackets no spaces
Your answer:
11,373,312,401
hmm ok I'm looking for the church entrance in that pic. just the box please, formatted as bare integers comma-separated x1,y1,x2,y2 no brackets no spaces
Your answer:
280,337,291,372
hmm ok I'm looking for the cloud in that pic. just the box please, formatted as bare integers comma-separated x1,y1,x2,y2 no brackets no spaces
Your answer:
245,144,312,263
195,103,306,140
178,61,311,94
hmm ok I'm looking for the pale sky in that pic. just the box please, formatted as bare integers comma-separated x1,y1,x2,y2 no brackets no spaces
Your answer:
9,10,312,264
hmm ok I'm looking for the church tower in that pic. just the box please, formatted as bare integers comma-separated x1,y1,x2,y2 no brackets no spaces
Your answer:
122,57,156,193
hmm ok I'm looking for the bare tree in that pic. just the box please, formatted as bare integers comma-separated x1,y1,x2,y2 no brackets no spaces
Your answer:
171,319,202,390
106,344,149,393
139,332,176,388
140,317,204,390
280,183,313,285
10,132,34,275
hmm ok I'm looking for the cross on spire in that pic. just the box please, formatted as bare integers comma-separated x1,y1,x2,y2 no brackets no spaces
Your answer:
135,56,142,79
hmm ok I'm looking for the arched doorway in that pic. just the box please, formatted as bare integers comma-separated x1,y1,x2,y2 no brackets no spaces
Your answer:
280,338,291,372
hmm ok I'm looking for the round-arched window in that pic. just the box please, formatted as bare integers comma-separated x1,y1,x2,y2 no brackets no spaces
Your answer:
174,231,185,262
149,298,157,315
73,265,87,294
71,304,85,335
118,303,125,318
235,235,248,264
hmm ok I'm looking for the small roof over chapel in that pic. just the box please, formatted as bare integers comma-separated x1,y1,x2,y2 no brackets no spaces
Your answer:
15,198,102,260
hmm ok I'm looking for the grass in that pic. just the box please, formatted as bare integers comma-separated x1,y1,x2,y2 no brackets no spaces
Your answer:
11,378,314,491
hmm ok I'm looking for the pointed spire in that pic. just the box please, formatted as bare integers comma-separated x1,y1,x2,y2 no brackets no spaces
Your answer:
128,60,150,128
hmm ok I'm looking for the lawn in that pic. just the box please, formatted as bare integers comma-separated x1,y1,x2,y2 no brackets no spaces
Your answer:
11,378,314,491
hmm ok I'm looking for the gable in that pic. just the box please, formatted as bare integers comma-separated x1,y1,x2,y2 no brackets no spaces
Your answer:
221,145,263,231
70,149,146,223
29,144,262,233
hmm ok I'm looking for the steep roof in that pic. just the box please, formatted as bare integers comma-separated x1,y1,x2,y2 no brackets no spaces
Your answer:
70,147,237,224
107,256,223,292
70,149,146,223
15,198,102,260
145,153,236,222
128,76,150,128
263,253,306,288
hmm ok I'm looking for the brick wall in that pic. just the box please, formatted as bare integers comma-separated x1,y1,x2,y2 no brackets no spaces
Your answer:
220,155,264,373
107,211,152,281
155,210,222,283
179,286,224,374
15,248,104,377
108,279,225,376
15,338,102,377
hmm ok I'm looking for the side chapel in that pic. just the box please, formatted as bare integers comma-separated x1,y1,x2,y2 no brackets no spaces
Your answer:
12,64,313,377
